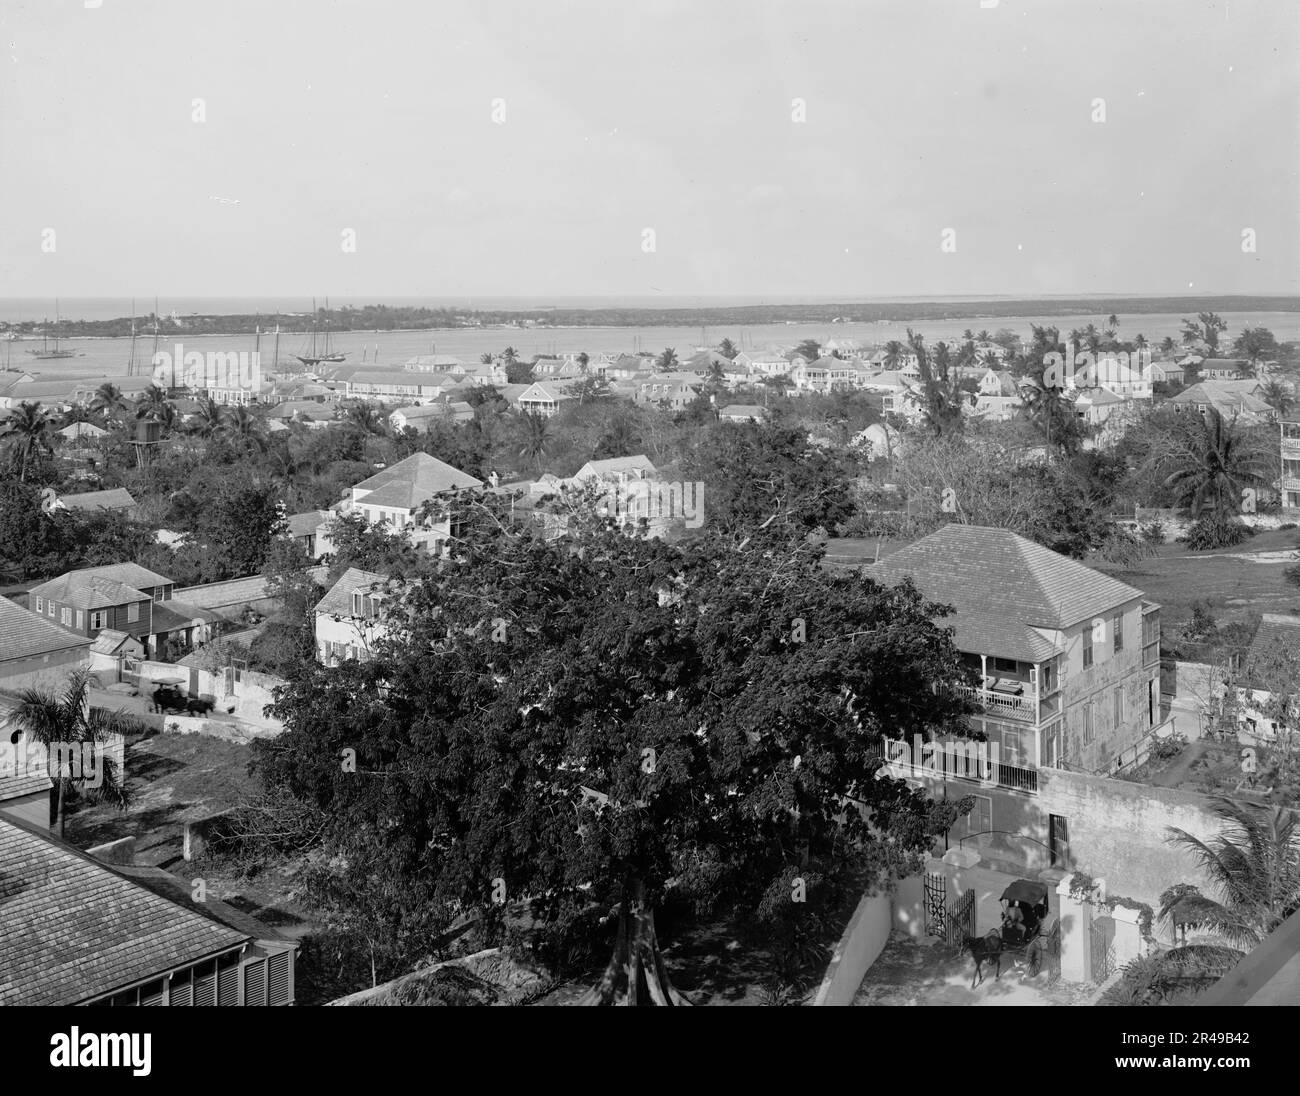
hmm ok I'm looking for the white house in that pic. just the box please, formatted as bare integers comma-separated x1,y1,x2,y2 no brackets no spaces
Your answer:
314,567,392,664
342,451,483,553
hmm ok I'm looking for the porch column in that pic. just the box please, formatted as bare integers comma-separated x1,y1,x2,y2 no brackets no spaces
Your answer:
1056,877,1091,983
980,654,987,689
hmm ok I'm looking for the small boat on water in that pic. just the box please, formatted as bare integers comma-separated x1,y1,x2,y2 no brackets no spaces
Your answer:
26,300,82,359
296,298,347,367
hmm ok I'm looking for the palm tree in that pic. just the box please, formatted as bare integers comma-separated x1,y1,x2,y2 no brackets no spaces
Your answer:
1016,377,1079,454
656,347,679,370
480,352,494,365
1106,313,1119,333
882,340,905,370
220,404,268,453
1160,798,1300,963
0,400,53,481
134,383,171,419
345,401,387,437
1133,333,1148,350
13,668,133,838
1262,380,1294,417
1160,336,1176,355
188,395,225,439
502,346,518,364
90,382,127,423
1159,407,1268,523
515,410,552,470
717,338,738,360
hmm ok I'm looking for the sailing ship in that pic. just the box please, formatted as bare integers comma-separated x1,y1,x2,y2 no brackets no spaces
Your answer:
295,299,346,367
27,301,81,359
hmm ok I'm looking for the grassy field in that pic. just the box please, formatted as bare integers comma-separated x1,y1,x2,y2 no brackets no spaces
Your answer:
1093,529,1300,628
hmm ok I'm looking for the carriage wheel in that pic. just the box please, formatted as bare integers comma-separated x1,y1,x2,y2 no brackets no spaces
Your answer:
1027,939,1042,976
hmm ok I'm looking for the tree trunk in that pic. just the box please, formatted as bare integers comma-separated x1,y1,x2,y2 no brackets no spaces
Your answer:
577,882,692,1006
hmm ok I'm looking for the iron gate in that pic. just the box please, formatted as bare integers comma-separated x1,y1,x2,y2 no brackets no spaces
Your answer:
947,888,976,948
1091,919,1116,982
924,872,947,937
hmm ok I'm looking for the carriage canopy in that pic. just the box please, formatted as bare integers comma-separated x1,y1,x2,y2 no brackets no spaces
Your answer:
1000,880,1049,907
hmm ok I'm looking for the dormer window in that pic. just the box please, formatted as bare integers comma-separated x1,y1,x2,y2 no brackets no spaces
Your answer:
352,591,379,619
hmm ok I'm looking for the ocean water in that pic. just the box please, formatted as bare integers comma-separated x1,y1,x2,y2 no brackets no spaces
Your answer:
2,303,1298,381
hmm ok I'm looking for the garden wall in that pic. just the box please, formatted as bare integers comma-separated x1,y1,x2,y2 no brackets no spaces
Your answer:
811,890,896,1006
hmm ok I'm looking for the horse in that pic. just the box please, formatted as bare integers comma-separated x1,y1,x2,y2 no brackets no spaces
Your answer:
184,696,215,717
151,686,186,714
962,930,1003,989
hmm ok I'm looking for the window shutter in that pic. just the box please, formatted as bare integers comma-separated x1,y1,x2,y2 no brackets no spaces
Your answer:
243,958,266,1006
170,973,193,1006
140,980,164,1007
193,966,216,1006
217,962,239,1005
267,952,291,1006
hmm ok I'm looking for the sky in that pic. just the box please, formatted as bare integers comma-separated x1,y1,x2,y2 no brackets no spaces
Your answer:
2,0,1297,300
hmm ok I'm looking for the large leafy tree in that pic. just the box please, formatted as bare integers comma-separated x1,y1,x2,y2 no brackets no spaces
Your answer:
1181,312,1228,357
257,495,975,1004
190,474,287,580
678,419,855,539
908,329,966,438
1232,326,1278,367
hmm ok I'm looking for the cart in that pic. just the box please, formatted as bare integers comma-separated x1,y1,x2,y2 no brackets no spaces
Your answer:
997,879,1056,976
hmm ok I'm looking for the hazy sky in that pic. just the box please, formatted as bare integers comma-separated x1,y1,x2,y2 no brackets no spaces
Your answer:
2,0,1297,299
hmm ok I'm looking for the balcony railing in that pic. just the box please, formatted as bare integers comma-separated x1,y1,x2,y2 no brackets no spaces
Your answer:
956,683,1037,723
1280,435,1300,454
1281,475,1300,493
876,738,1039,795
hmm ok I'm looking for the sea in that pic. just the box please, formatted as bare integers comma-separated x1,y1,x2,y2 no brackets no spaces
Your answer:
2,298,1298,382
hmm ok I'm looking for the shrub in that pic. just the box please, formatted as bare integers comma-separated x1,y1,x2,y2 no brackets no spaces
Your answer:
1140,520,1166,545
1285,562,1300,587
1181,514,1252,550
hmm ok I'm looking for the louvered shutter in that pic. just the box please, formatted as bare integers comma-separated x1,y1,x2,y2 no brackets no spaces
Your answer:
140,980,164,1006
243,958,266,1006
193,965,216,1005
267,952,291,1006
217,962,239,1005
169,972,193,1006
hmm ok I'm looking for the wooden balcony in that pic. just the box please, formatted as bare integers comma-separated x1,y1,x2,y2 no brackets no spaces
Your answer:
877,737,1038,795
957,682,1037,723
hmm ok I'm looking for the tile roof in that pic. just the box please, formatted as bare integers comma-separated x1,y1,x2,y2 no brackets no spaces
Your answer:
151,599,218,633
314,567,391,617
0,814,249,1005
870,524,1146,661
351,451,482,510
574,455,658,480
0,595,92,662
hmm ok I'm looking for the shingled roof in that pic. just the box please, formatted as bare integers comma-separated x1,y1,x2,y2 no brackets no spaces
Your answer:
0,815,249,1005
0,595,92,662
870,524,1145,661
29,563,172,608
314,567,391,617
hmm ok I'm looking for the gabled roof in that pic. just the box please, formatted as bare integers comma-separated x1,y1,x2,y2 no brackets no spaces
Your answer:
314,567,391,617
88,628,144,656
0,814,249,1005
871,524,1146,661
350,451,482,510
0,596,91,662
345,370,447,387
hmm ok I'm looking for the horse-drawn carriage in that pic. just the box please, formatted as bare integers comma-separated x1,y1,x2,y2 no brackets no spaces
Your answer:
964,879,1058,987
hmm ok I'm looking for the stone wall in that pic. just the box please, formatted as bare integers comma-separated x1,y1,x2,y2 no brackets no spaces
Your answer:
812,890,893,1006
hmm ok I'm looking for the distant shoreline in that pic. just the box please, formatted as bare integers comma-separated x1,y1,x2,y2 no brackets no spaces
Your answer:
4,295,1298,338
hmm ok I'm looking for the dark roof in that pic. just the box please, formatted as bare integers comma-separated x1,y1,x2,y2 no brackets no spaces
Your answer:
114,864,295,945
1244,614,1300,687
0,595,92,662
287,509,330,539
871,524,1146,661
0,815,248,1005
1001,879,1049,905
150,599,219,634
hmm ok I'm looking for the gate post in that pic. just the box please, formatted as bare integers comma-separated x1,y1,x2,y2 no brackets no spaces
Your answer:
1056,877,1092,983
1111,905,1143,966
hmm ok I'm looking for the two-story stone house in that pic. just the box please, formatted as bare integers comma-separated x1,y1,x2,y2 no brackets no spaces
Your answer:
870,525,1161,848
